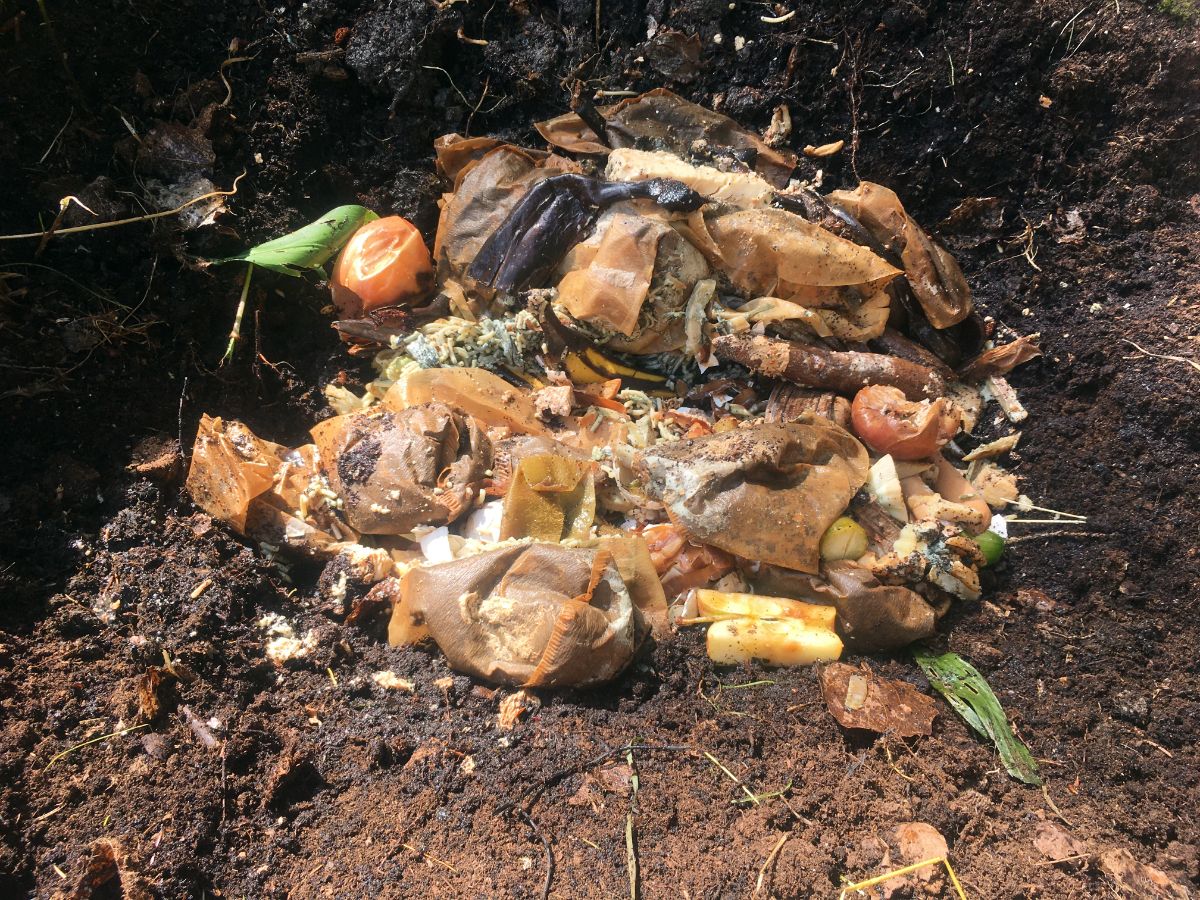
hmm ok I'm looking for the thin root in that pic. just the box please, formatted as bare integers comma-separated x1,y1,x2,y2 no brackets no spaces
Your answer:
1,173,245,242
1121,339,1200,375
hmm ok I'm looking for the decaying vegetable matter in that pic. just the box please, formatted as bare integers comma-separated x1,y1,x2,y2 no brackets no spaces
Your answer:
188,90,1041,689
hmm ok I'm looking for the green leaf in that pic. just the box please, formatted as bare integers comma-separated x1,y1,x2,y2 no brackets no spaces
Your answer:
914,648,1042,785
211,205,378,276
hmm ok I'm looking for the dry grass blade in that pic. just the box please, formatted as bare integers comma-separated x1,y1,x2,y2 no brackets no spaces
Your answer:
45,724,147,770
839,856,967,899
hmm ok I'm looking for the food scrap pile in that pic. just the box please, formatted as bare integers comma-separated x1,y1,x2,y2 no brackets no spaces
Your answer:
188,91,1041,688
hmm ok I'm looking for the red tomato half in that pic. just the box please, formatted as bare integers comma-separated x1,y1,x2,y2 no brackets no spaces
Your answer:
331,216,433,317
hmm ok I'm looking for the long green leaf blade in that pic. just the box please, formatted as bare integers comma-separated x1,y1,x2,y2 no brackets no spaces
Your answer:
914,648,1042,785
211,205,378,276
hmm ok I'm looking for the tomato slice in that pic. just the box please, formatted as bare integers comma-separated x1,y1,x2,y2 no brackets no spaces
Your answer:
331,216,433,317
850,385,959,460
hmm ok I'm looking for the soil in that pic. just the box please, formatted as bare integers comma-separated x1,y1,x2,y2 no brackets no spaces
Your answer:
2,0,1199,897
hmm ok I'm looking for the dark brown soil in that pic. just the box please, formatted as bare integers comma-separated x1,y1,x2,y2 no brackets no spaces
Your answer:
2,0,1199,897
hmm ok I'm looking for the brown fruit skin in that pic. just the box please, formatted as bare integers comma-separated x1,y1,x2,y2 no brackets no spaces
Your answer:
330,216,434,318
850,385,959,460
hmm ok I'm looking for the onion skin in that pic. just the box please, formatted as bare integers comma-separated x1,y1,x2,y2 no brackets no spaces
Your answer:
331,216,434,317
850,385,959,460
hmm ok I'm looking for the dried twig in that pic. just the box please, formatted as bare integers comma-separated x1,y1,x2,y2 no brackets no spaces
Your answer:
755,833,790,894
1004,530,1107,544
0,174,245,242
519,810,553,900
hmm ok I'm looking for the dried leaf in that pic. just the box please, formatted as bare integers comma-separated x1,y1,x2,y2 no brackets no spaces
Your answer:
820,662,938,736
959,334,1042,381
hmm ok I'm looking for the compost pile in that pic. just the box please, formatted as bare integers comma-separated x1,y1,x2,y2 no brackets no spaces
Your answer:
187,90,1039,688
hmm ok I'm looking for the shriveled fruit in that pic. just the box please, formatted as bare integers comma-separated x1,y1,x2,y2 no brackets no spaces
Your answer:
819,517,869,561
331,216,434,317
974,530,1005,566
850,384,960,460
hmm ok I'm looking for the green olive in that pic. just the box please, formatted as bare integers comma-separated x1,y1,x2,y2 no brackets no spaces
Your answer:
974,530,1005,566
820,516,869,561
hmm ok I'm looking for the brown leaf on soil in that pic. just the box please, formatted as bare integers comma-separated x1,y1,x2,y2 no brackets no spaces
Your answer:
820,662,938,737
1100,848,1191,899
57,838,152,900
1033,821,1087,862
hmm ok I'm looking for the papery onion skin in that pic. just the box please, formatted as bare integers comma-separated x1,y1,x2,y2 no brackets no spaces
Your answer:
850,385,960,460
331,216,434,317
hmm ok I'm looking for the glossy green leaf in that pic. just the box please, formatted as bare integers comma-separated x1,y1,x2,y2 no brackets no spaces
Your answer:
914,648,1042,785
212,205,378,276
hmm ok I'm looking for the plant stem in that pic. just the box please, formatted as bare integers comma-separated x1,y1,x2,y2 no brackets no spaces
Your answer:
222,263,254,365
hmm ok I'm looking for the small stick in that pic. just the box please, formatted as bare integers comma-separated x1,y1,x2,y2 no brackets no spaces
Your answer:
625,812,638,900
519,810,553,900
1121,339,1200,375
755,833,790,894
401,843,459,873
222,263,254,365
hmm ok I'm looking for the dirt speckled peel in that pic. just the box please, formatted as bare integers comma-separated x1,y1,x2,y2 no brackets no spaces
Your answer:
394,543,644,688
706,617,843,666
310,403,491,535
186,414,284,533
636,416,868,574
827,182,973,329
534,88,798,187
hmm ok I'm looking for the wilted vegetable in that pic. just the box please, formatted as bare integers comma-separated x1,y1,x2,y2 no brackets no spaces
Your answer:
331,215,434,317
850,385,961,459
827,182,973,329
384,367,550,436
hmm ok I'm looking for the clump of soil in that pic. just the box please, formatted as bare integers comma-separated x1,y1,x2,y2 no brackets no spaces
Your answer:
2,0,1199,897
